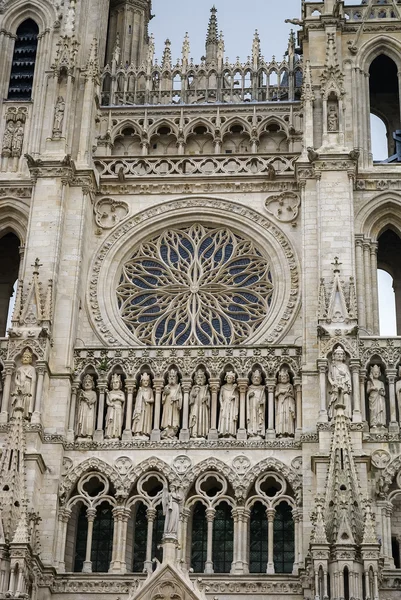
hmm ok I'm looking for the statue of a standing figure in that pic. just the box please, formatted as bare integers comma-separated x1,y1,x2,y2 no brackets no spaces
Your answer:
161,368,182,438
132,373,154,438
162,485,181,539
275,368,295,437
218,371,239,438
105,374,125,439
246,369,266,437
328,346,352,419
11,349,36,419
328,105,339,132
53,96,65,136
189,369,210,438
2,121,14,154
76,374,97,438
367,365,387,428
12,121,24,156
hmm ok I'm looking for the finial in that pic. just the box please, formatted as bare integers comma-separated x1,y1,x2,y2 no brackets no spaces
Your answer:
32,258,42,275
162,38,172,71
332,256,342,274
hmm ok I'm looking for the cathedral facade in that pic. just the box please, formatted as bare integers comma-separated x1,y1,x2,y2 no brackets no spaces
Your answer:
0,0,401,598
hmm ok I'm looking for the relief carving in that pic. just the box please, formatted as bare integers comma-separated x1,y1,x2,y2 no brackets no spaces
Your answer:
264,191,300,223
94,197,129,229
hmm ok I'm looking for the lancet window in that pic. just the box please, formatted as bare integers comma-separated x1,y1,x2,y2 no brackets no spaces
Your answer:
8,20,39,101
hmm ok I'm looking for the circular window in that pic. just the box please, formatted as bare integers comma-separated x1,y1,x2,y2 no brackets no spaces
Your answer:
116,224,273,346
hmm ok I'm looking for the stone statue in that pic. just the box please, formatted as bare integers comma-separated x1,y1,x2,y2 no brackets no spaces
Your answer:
275,367,295,437
246,369,265,437
189,369,210,438
328,346,352,419
328,105,339,132
53,96,65,136
162,485,181,539
367,365,386,428
161,368,182,438
76,374,97,438
105,374,125,439
11,349,36,419
218,371,239,438
2,121,14,153
395,365,401,425
112,33,121,65
12,121,24,156
132,373,154,438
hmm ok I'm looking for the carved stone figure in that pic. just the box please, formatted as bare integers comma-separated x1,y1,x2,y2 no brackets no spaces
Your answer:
132,373,154,438
367,365,386,428
162,486,181,539
328,346,352,419
275,367,295,437
161,368,182,438
218,371,239,438
76,374,97,438
2,121,14,153
189,369,210,438
53,96,65,136
246,369,265,437
105,374,125,439
395,365,401,425
12,121,24,156
328,105,338,132
11,349,36,419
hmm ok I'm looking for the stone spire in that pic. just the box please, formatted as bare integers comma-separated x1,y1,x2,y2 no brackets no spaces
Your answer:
252,30,261,69
182,32,190,68
206,6,219,64
162,39,172,71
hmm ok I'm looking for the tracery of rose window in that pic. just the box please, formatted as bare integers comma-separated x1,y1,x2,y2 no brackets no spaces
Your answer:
116,224,273,346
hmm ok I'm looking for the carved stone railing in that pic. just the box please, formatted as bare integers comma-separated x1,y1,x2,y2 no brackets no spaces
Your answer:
344,3,400,21
94,153,298,180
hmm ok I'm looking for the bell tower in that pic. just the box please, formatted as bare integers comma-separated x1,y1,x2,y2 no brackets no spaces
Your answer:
106,0,152,66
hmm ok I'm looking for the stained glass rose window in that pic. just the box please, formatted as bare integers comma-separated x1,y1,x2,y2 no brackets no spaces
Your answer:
116,224,273,345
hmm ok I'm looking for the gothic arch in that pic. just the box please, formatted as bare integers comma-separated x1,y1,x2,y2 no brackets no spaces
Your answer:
181,458,238,498
356,35,401,74
2,0,55,33
0,198,29,243
110,120,142,144
258,115,290,137
183,118,214,139
148,119,179,139
355,193,401,240
128,457,177,491
59,458,124,504
221,117,251,137
241,457,302,503
383,453,401,487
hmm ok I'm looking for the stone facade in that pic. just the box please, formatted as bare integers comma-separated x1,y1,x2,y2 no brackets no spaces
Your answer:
1,1,401,599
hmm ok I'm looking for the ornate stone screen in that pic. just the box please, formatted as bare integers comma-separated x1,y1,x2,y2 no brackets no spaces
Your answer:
116,224,273,346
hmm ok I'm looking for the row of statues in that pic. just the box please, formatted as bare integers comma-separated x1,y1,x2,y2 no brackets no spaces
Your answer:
75,367,297,440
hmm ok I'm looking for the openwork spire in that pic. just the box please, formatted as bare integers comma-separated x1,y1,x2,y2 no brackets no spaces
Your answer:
162,39,172,71
206,6,219,63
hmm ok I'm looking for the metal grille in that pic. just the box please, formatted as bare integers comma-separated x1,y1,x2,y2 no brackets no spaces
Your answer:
8,20,38,101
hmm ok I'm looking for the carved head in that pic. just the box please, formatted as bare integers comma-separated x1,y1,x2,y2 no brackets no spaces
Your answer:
225,371,236,384
21,348,33,365
370,364,382,379
83,374,94,390
333,346,345,362
141,372,151,387
111,373,122,389
278,368,290,383
168,368,178,385
195,369,206,385
251,369,262,385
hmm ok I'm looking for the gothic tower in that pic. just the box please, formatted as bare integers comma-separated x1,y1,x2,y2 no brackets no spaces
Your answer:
105,0,152,66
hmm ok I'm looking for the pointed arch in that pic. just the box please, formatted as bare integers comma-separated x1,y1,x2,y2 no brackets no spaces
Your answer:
129,456,177,490
2,0,55,33
356,192,401,240
0,197,29,243
59,458,124,503
241,457,301,503
182,458,238,498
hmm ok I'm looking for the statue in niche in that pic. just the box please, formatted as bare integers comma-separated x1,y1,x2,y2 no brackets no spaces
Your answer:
367,365,386,428
11,349,36,419
189,369,210,438
105,374,125,439
53,96,65,137
132,372,154,438
162,485,182,539
218,371,239,438
275,367,296,437
76,374,97,438
328,105,339,132
2,121,14,153
328,346,352,419
12,120,24,156
246,369,266,437
161,368,182,439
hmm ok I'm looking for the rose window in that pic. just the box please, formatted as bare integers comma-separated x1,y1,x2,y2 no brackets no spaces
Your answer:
116,224,273,346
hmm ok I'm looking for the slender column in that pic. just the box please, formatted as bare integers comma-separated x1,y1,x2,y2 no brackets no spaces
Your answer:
266,508,275,574
0,362,14,424
317,359,328,422
179,508,191,568
144,507,156,573
31,363,46,424
179,377,192,441
94,380,107,440
387,370,399,432
208,379,220,440
151,377,163,441
82,508,97,573
205,508,215,574
295,379,302,436
7,568,15,595
370,241,379,334
360,371,367,422
373,571,379,600
314,570,319,600
266,380,275,439
323,570,328,599
68,380,80,432
57,508,71,572
123,379,136,440
384,503,394,567
237,378,248,441
339,569,344,599
292,508,302,573
363,240,373,332
350,360,362,423
364,571,370,600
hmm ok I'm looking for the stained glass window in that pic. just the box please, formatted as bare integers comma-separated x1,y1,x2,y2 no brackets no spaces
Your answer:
91,502,114,572
191,503,207,573
8,20,38,100
133,503,147,572
152,504,165,565
74,504,87,572
212,501,234,573
273,501,294,574
117,224,273,346
249,501,268,573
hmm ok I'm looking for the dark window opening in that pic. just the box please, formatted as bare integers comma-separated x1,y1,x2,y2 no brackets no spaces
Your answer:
132,503,147,572
369,54,400,161
151,504,164,566
191,503,207,573
378,229,401,335
8,19,39,101
0,233,20,337
249,501,268,573
212,501,233,573
273,502,294,574
392,536,401,569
